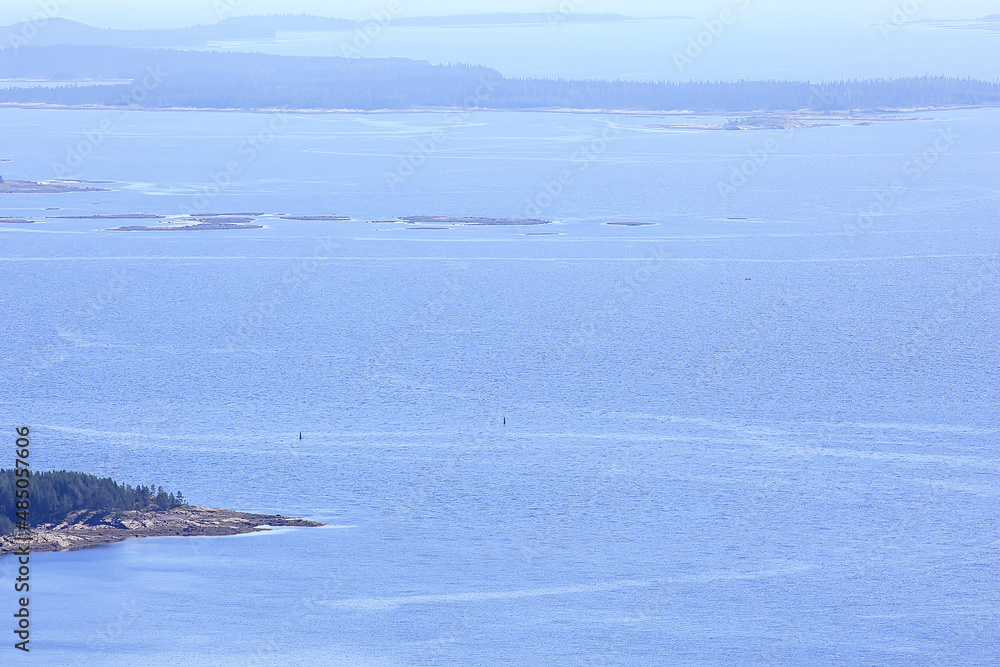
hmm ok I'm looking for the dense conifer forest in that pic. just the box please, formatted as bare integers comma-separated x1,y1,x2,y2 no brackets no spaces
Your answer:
0,470,184,535
0,46,997,112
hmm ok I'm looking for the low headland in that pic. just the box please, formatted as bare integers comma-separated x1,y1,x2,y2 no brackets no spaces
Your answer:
0,179,110,194
0,506,324,554
0,470,322,555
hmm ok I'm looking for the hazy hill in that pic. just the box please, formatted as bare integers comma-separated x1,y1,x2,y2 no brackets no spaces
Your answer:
0,16,361,48
389,13,665,26
1,18,206,47
206,14,357,32
0,13,665,50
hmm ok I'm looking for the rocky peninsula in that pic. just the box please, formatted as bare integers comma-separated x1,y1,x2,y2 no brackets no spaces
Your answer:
0,506,324,554
0,469,323,555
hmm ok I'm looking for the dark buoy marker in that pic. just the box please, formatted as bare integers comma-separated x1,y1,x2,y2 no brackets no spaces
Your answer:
299,432,302,440
503,417,506,425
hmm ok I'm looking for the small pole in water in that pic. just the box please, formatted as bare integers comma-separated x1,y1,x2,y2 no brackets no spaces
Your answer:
503,417,506,425
299,432,302,440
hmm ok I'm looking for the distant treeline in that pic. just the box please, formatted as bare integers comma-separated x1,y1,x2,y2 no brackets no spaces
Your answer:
0,46,998,112
0,469,184,535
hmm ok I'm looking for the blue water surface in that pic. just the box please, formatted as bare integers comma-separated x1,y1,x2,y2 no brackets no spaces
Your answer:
0,106,998,665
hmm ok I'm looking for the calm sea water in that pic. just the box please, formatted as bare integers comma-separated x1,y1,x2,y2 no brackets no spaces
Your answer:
1,106,999,664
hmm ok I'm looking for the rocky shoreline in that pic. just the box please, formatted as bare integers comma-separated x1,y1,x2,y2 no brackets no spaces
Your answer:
0,506,324,554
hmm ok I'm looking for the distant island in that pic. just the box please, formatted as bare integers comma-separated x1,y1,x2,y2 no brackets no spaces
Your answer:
37,212,557,230
0,470,322,554
50,213,162,219
400,216,551,226
281,215,351,221
0,178,109,194
109,219,263,231
927,14,1000,32
1,47,997,114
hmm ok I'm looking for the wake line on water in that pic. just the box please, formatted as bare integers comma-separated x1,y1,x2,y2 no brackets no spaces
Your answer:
33,424,481,442
324,565,817,611
35,425,1000,469
0,254,997,263
768,444,999,469
610,412,1000,436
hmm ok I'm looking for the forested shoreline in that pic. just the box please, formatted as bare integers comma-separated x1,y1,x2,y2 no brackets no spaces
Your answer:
1,46,997,112
0,469,183,534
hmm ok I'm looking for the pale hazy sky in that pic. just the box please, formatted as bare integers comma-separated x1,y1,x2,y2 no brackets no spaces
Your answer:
0,0,997,29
